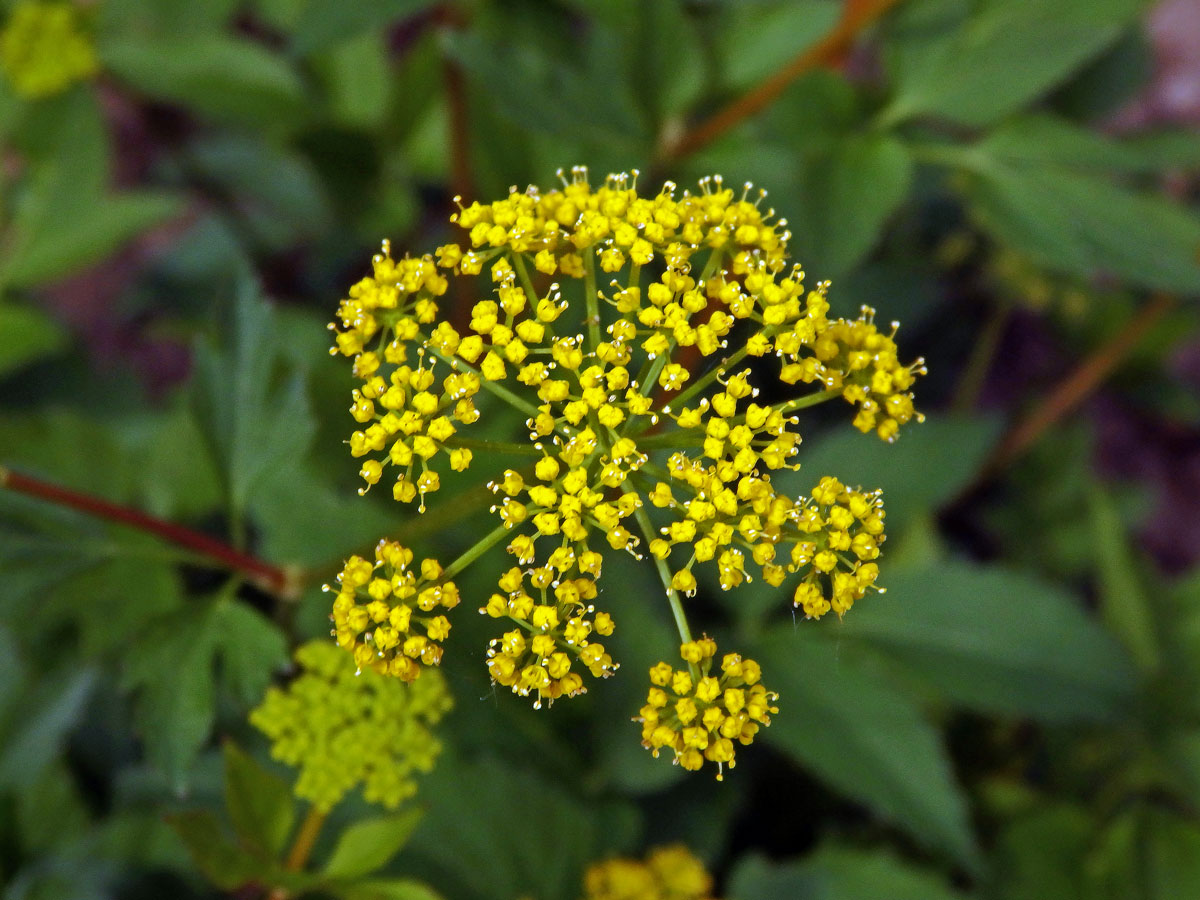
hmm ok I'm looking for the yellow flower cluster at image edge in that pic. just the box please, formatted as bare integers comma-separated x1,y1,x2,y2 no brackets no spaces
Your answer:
250,641,452,812
0,1,97,99
582,844,718,900
327,168,924,776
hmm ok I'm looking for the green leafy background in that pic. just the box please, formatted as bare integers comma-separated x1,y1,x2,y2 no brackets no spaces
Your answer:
2,0,1199,897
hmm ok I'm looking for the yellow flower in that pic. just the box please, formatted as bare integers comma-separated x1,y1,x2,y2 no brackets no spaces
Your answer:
582,844,717,900
328,539,460,681
637,639,777,780
326,168,919,774
250,641,452,813
0,1,97,99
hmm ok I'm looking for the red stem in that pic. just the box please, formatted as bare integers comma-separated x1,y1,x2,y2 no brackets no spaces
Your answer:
659,0,904,162
1,466,295,597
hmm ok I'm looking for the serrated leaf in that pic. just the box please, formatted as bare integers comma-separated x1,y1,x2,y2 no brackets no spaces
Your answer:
961,152,1200,293
754,626,978,869
322,809,425,879
212,601,289,707
192,279,317,522
444,26,644,146
223,742,295,859
837,563,1137,721
167,810,264,890
121,606,219,788
101,34,307,127
0,305,68,376
884,0,1142,128
729,846,970,900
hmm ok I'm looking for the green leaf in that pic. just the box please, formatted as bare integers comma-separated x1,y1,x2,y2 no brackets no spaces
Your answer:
166,810,264,891
961,155,1200,294
777,414,1002,537
444,25,645,147
185,134,333,249
0,667,97,790
322,809,425,879
797,133,913,276
1144,809,1200,898
223,742,295,859
0,305,67,376
1,192,183,288
313,31,391,130
978,114,1165,174
884,0,1142,128
992,804,1094,900
121,605,218,788
729,846,970,900
1089,484,1160,673
754,627,979,869
720,1,838,89
212,600,289,707
837,563,1137,721
248,461,397,567
100,34,307,127
337,879,444,900
410,758,621,900
192,278,317,522
290,0,437,54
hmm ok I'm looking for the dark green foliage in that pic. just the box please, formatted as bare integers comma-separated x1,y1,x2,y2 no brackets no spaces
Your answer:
2,0,1199,897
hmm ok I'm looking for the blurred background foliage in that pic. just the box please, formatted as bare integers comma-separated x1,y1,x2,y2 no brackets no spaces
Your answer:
1,0,1200,898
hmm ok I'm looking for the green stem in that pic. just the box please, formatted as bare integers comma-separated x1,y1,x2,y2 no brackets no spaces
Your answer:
953,300,1012,413
511,252,541,310
445,435,543,456
442,520,512,581
632,504,694,648
661,341,753,414
426,347,544,422
634,430,705,450
584,247,601,351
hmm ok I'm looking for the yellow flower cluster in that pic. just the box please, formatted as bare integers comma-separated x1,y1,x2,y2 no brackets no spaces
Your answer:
582,844,717,900
638,639,778,780
327,168,921,774
250,641,451,813
0,1,97,100
328,539,459,681
482,551,617,708
787,476,884,619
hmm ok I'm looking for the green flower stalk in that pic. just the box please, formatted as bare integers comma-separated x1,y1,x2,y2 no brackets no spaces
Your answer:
326,168,924,777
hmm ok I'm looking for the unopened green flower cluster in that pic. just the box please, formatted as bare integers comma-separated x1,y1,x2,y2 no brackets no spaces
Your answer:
0,1,97,99
250,641,452,812
326,168,923,777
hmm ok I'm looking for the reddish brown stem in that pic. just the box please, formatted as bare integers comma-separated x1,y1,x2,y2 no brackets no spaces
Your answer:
1,466,296,597
984,293,1176,475
659,0,905,162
